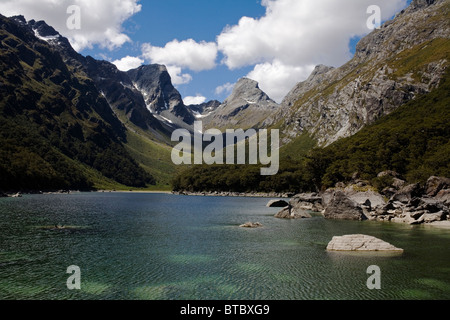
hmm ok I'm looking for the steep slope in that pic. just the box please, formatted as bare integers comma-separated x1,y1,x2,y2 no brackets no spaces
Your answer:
84,57,171,138
0,14,154,190
127,65,195,129
302,66,450,190
24,17,178,141
204,77,279,130
266,0,449,146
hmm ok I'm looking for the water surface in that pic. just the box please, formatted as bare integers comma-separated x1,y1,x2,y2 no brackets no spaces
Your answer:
0,192,449,300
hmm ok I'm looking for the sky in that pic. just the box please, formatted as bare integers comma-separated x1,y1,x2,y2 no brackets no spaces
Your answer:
0,0,412,104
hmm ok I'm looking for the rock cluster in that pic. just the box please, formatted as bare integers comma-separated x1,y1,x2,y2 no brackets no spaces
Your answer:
272,196,315,219
326,234,403,252
288,174,450,226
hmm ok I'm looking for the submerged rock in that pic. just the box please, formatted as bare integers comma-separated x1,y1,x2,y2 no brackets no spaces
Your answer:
326,234,403,252
239,222,263,228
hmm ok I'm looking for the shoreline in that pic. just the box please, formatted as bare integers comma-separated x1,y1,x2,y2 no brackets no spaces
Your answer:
171,190,295,198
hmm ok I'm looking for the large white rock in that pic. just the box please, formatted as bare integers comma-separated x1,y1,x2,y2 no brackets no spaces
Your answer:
326,234,403,252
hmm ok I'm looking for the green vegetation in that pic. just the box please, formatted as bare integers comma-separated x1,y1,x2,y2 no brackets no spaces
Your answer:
0,16,154,191
173,68,450,193
124,130,178,191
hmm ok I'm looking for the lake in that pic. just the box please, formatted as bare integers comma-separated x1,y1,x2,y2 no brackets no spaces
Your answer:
0,192,449,300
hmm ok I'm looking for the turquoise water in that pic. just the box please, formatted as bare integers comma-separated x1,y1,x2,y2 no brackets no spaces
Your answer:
0,192,449,300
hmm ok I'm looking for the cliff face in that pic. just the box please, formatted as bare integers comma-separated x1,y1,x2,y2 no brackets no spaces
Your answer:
127,65,195,129
265,0,449,146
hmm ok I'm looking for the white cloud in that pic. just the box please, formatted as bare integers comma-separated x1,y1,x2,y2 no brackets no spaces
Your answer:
141,39,218,72
183,95,207,106
217,0,407,101
0,0,141,51
247,60,316,103
112,56,144,71
166,65,193,86
215,82,235,96
218,0,407,69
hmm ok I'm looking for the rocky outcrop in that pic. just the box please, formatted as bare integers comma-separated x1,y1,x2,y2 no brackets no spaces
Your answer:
273,195,318,219
326,235,403,252
275,206,312,219
290,193,323,212
266,199,289,208
425,176,450,197
323,191,367,221
204,77,279,130
320,173,450,226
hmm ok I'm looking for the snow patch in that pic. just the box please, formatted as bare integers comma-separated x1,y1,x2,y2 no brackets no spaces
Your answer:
33,29,59,42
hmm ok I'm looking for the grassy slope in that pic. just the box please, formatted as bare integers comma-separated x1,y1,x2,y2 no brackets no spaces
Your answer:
124,130,178,191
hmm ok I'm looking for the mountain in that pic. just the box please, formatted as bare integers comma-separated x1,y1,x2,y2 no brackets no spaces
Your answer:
172,0,450,193
127,65,195,129
187,100,221,120
83,58,171,136
266,0,449,146
0,14,158,191
173,67,450,193
203,77,279,130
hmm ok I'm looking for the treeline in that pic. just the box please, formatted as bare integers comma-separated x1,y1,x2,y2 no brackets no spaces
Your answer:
0,114,155,191
173,69,450,193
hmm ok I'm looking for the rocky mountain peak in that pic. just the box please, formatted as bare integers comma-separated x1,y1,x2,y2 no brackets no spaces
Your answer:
28,19,59,38
203,77,278,130
224,77,276,106
127,64,195,126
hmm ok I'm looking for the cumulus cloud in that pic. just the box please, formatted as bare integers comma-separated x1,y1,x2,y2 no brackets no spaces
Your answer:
141,39,218,72
217,0,407,101
247,60,316,103
215,82,235,96
0,0,141,51
166,65,193,86
112,56,144,71
218,0,406,69
183,95,207,106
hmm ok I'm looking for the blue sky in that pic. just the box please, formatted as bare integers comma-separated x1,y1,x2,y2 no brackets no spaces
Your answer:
82,0,268,103
0,0,412,104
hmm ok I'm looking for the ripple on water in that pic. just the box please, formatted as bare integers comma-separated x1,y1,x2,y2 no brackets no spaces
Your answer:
0,193,449,300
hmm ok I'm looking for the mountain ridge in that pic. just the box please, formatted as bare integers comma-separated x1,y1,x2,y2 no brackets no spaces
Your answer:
265,0,449,147
0,13,159,190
